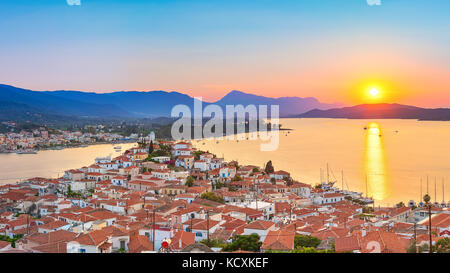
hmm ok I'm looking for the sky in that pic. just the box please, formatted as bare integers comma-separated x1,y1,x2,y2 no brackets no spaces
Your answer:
0,0,449,107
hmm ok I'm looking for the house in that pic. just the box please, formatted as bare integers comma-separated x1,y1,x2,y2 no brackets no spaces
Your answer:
111,176,127,187
37,220,71,234
67,226,129,253
169,230,195,252
269,170,290,180
128,235,153,253
194,160,209,172
175,155,194,170
182,219,221,242
261,230,295,252
243,220,277,242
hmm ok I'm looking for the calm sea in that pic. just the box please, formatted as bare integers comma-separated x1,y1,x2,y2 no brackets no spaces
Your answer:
0,143,137,185
195,118,450,206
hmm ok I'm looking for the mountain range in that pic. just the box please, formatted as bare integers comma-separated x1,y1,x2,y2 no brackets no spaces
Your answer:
0,84,339,121
297,103,450,121
3,84,450,123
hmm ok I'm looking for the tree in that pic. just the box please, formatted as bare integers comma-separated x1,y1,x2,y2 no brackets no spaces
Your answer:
185,176,194,187
149,140,154,154
200,192,224,204
406,240,417,253
264,160,274,174
396,202,406,208
222,234,262,252
294,235,321,249
434,237,450,253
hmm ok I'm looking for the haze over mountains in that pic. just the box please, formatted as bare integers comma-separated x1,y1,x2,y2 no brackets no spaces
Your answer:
0,84,339,121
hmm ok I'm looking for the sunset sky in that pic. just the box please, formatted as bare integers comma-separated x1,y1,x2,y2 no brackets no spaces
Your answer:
1,0,449,107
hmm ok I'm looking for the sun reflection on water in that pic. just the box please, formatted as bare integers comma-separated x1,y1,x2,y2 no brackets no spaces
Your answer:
364,122,389,201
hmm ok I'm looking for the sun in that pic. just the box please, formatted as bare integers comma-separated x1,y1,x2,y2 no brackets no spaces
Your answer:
369,88,380,97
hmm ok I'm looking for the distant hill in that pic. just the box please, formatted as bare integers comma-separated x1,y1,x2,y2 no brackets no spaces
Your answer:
297,103,450,121
0,85,338,122
0,84,132,119
215,90,340,117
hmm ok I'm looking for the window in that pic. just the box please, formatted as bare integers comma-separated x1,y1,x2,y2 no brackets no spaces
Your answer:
195,232,203,237
80,249,86,253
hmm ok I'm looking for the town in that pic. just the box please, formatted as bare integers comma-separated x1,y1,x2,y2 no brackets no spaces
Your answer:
0,121,139,154
0,134,448,253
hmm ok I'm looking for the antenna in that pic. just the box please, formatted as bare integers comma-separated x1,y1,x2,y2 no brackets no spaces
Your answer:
427,175,429,194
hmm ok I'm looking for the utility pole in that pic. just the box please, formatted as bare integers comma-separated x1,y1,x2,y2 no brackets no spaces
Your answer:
152,210,156,252
255,183,259,210
423,194,432,253
413,222,417,252
206,211,210,242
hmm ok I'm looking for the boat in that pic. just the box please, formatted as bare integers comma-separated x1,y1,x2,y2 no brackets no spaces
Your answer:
16,150,37,154
114,146,122,150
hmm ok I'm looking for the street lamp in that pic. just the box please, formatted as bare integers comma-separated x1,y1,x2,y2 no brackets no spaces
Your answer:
423,194,432,253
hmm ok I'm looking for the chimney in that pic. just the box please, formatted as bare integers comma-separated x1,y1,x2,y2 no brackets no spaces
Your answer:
362,228,367,237
179,239,182,249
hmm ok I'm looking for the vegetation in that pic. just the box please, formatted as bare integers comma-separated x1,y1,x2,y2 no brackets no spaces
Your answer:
148,140,154,154
200,192,224,204
66,185,83,198
264,160,274,174
0,234,24,248
294,235,321,249
200,238,227,248
434,238,450,253
185,176,195,187
222,234,262,252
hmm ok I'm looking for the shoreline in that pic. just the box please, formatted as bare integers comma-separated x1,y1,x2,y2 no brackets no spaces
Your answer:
0,140,137,155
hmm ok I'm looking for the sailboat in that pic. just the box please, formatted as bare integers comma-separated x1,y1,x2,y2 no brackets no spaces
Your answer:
320,163,337,189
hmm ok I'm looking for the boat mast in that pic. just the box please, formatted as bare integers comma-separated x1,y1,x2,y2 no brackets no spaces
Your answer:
435,177,437,203
341,170,344,191
365,174,368,199
420,178,422,202
443,178,445,204
327,163,330,184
